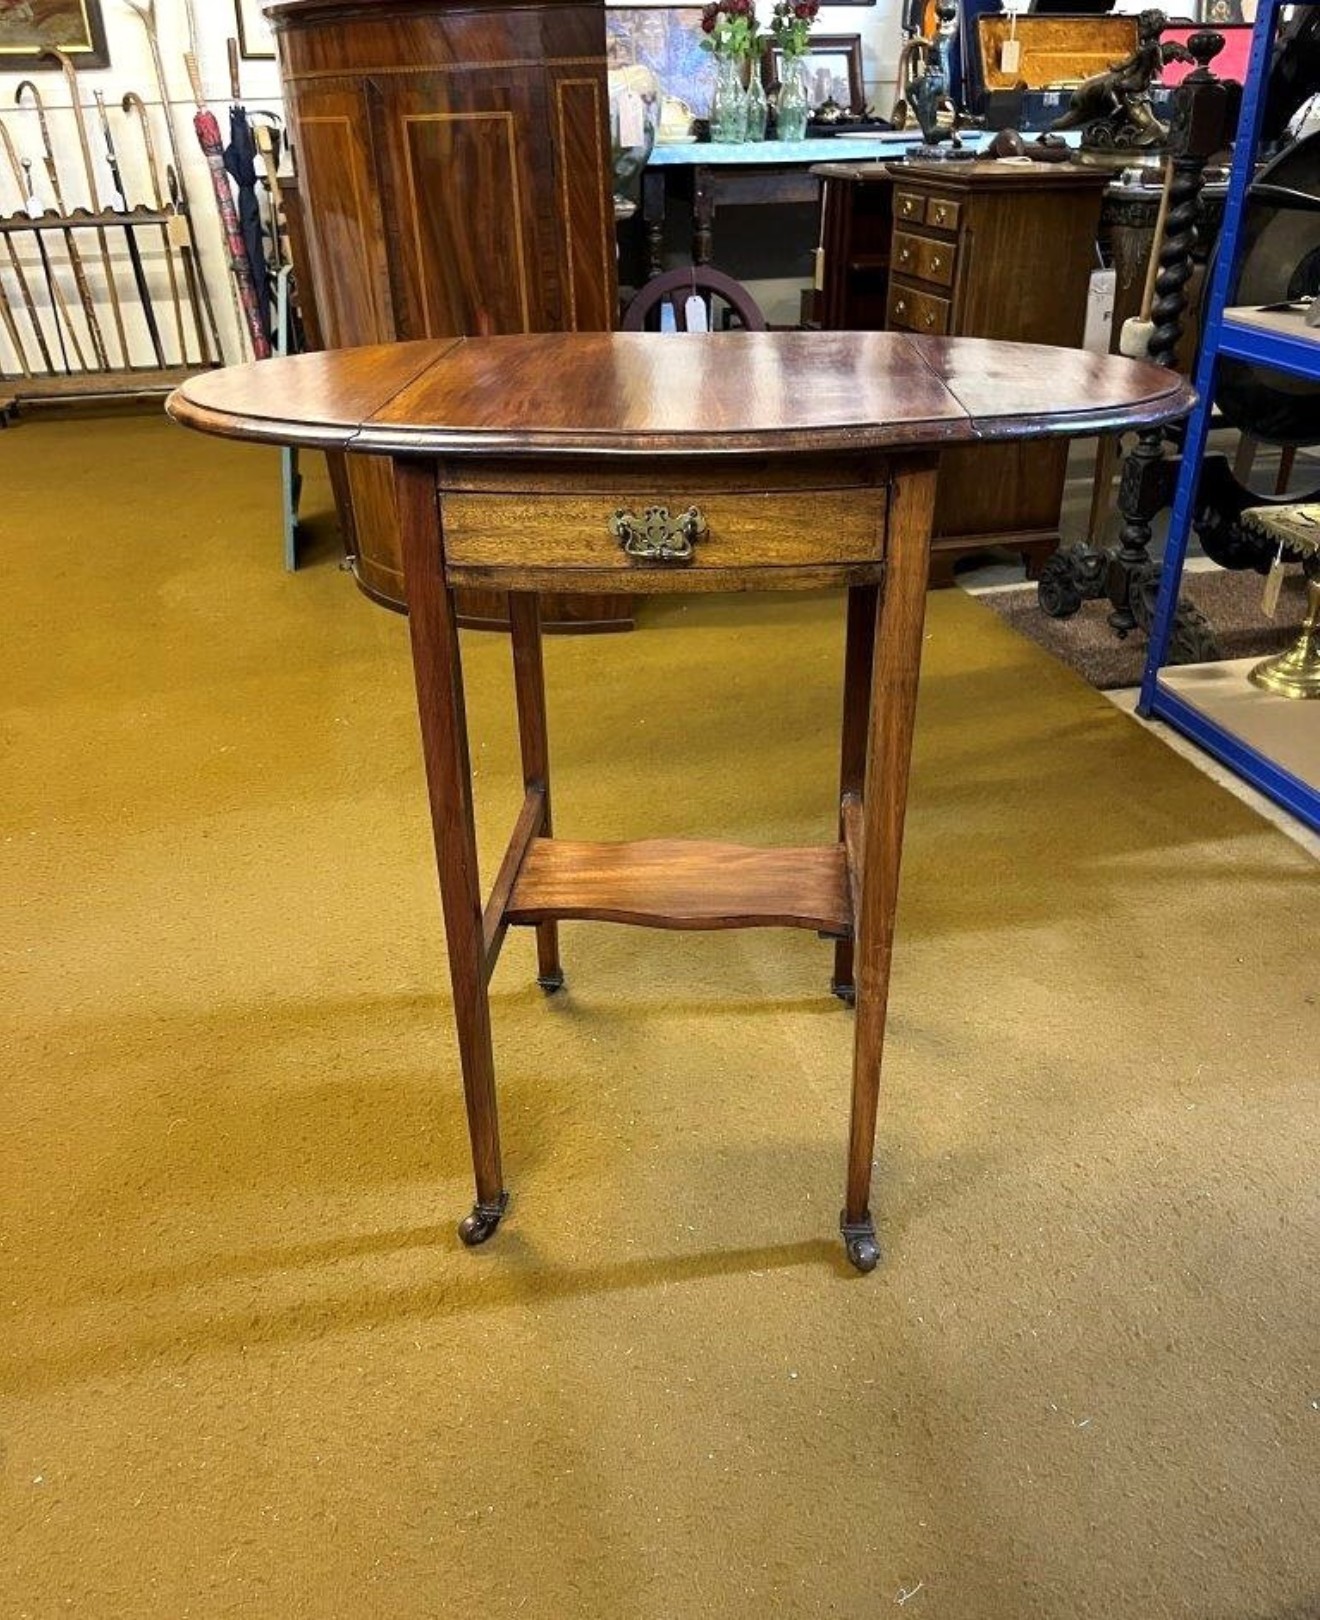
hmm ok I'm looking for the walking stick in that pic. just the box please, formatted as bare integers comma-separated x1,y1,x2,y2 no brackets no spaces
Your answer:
15,79,109,369
167,164,212,364
43,50,130,367
249,112,286,274
0,226,32,377
185,52,270,359
0,120,56,372
120,0,225,363
93,90,166,367
122,92,190,366
0,276,31,377
20,156,86,372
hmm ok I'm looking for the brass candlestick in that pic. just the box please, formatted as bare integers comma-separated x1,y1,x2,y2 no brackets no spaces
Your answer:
1244,504,1320,700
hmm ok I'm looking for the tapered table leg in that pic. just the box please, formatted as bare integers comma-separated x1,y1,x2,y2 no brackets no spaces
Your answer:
833,582,879,1004
842,455,938,1272
509,591,563,991
395,459,508,1246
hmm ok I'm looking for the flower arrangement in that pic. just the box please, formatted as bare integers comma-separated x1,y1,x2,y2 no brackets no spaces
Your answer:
699,0,760,61
769,0,820,58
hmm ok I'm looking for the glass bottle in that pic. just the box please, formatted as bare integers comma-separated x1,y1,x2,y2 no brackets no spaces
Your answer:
744,64,768,142
710,53,749,144
776,54,811,143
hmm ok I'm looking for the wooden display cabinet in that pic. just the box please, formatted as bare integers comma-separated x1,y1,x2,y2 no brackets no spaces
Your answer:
269,0,629,630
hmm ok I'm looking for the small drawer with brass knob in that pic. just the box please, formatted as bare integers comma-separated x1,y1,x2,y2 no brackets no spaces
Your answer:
891,230,956,291
885,280,950,336
925,196,961,233
894,190,926,224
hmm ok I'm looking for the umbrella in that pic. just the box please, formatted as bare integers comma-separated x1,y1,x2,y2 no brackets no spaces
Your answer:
223,101,272,345
186,52,270,359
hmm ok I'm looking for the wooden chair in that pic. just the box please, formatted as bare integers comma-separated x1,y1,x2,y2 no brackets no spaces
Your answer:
620,265,767,333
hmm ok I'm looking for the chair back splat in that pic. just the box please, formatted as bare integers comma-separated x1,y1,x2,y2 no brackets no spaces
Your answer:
620,265,767,332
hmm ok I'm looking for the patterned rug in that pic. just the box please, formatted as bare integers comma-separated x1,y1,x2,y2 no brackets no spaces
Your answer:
977,565,1311,690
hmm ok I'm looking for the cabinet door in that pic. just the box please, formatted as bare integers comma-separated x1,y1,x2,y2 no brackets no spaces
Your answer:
285,80,395,347
544,62,616,334
366,69,576,341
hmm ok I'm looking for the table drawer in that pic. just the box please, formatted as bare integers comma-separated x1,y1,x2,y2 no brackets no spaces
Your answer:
886,280,951,335
925,195,961,233
892,230,956,290
441,482,888,583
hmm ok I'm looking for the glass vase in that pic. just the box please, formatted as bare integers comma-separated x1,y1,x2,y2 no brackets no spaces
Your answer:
744,68,768,142
710,53,749,145
775,54,811,143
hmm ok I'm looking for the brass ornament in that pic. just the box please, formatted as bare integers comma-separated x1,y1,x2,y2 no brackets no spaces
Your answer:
1244,503,1320,700
609,505,709,565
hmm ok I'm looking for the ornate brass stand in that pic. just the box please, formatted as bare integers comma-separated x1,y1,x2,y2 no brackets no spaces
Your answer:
1244,505,1320,699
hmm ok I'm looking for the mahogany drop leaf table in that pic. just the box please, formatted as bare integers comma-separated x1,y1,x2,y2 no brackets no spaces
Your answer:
169,331,1192,1271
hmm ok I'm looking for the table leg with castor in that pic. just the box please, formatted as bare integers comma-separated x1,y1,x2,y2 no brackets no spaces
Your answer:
842,457,937,1272
396,459,508,1246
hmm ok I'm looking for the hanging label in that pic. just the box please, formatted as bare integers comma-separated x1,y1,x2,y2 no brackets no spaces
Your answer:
617,90,645,150
999,38,1021,73
24,192,42,220
812,246,825,292
684,294,709,332
167,213,190,247
1262,540,1286,619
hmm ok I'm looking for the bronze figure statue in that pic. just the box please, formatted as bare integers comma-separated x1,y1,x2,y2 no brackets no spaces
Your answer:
911,0,965,151
1050,8,1195,149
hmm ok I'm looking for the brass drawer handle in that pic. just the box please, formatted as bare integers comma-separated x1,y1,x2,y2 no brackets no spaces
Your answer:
924,311,937,327
899,247,912,263
932,206,948,225
610,505,708,564
894,298,907,316
930,254,943,272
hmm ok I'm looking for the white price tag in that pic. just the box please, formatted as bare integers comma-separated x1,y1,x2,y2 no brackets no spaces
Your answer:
617,90,645,150
684,293,709,332
999,38,1021,73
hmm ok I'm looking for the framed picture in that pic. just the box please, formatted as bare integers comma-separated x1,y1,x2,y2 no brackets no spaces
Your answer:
0,0,108,71
762,34,864,114
606,7,718,119
235,0,277,60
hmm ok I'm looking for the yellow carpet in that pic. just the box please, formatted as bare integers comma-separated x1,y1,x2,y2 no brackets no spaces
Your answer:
2,412,1317,1618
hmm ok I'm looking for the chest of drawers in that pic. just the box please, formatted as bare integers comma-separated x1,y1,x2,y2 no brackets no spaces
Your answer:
817,159,1111,583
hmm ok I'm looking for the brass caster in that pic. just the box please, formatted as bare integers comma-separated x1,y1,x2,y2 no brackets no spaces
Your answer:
459,1192,509,1248
840,1212,881,1273
537,970,566,994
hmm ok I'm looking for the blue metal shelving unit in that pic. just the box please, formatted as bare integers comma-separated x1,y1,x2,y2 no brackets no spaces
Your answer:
1138,0,1320,834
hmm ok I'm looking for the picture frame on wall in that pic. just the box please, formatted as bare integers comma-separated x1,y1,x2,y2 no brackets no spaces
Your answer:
0,0,109,72
235,0,278,60
761,34,865,113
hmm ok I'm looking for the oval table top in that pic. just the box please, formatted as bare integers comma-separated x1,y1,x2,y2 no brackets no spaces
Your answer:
167,332,1194,461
